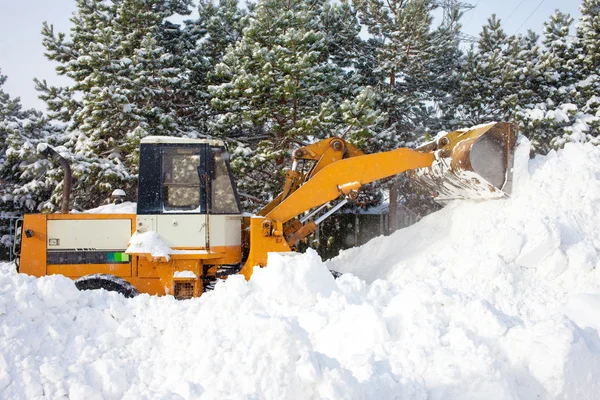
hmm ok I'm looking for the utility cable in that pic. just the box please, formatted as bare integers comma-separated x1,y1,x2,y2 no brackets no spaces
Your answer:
513,0,546,35
466,0,481,24
505,0,527,23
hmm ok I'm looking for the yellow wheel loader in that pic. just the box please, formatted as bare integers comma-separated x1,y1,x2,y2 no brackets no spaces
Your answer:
15,122,516,299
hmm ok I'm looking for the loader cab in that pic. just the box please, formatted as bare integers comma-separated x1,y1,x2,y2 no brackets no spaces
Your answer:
135,136,242,250
137,136,241,215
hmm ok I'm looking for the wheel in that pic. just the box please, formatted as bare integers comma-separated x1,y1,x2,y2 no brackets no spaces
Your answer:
74,274,140,298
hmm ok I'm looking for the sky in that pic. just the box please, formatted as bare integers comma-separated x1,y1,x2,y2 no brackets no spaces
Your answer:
0,0,583,112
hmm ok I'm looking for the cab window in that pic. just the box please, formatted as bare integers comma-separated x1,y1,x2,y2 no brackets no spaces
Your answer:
211,150,240,214
162,150,200,210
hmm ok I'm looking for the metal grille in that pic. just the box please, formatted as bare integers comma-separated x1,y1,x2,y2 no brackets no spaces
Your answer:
174,282,195,300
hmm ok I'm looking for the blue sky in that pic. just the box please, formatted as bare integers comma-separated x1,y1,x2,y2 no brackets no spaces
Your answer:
0,0,583,111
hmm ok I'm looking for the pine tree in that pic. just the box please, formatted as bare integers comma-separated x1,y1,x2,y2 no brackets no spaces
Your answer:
576,0,600,77
354,0,438,146
542,9,577,97
319,0,363,71
352,0,467,219
1,69,53,211
35,0,194,208
210,0,374,208
567,0,600,144
0,70,66,256
179,0,248,134
521,2,600,151
420,2,464,131
455,15,512,125
516,11,578,153
198,0,247,64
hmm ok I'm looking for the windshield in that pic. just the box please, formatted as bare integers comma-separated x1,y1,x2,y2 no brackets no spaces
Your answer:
162,150,201,211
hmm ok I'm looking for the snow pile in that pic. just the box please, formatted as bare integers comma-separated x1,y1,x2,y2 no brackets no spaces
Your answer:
126,233,217,260
82,201,137,214
328,140,600,398
173,271,197,279
126,231,172,260
2,141,600,399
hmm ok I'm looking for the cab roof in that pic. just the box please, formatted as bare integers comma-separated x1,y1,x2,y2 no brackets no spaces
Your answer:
141,136,225,147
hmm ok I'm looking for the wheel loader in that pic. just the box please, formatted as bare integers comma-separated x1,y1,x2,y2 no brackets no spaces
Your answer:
14,122,516,299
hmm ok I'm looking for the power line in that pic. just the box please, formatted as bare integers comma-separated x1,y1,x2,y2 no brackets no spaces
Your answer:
513,0,546,35
466,0,481,24
505,0,527,23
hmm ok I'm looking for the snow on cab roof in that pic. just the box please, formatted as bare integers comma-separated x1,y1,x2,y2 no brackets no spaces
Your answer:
141,136,225,146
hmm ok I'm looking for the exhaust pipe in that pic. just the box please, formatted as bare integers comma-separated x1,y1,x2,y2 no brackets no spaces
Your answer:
38,144,72,214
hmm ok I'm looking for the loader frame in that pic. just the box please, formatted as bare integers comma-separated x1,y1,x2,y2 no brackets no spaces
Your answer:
17,123,517,298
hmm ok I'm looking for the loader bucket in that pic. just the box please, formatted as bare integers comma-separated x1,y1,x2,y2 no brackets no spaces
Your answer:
409,122,517,202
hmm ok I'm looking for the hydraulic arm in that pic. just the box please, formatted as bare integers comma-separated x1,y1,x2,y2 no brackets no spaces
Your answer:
17,122,516,298
240,122,516,278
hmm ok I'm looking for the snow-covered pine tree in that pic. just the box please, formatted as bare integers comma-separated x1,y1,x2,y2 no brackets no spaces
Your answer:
542,10,578,101
197,0,247,65
353,0,438,147
563,0,600,145
515,11,579,153
576,0,600,78
317,1,388,145
0,70,66,256
319,1,363,75
506,31,542,112
519,2,600,152
35,0,194,209
210,0,375,208
455,15,512,125
177,0,248,135
420,2,464,132
352,0,466,223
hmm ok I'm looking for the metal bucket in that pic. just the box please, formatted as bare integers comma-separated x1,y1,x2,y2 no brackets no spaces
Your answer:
409,122,517,202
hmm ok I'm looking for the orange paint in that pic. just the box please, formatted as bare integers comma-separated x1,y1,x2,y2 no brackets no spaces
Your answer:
47,263,131,277
18,125,515,299
19,214,48,277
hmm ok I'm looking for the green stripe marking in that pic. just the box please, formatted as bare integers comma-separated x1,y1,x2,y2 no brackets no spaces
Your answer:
107,252,129,262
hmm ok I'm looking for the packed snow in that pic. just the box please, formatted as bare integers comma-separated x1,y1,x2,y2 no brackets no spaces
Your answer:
2,140,600,399
173,271,197,279
126,232,215,261
82,201,137,214
126,231,173,260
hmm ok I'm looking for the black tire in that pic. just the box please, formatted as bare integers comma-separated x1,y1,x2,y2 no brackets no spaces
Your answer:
74,274,140,298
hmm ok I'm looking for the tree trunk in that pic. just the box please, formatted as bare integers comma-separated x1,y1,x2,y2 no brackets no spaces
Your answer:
388,179,399,234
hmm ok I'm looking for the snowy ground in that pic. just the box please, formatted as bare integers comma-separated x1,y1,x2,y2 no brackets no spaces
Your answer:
2,140,600,399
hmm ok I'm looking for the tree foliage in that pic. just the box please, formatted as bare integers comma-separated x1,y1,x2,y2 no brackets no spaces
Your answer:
210,0,383,207
1,0,599,256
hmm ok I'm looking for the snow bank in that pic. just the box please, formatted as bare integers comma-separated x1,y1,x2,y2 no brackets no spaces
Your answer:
2,141,600,399
82,201,137,214
328,141,600,398
126,231,172,260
